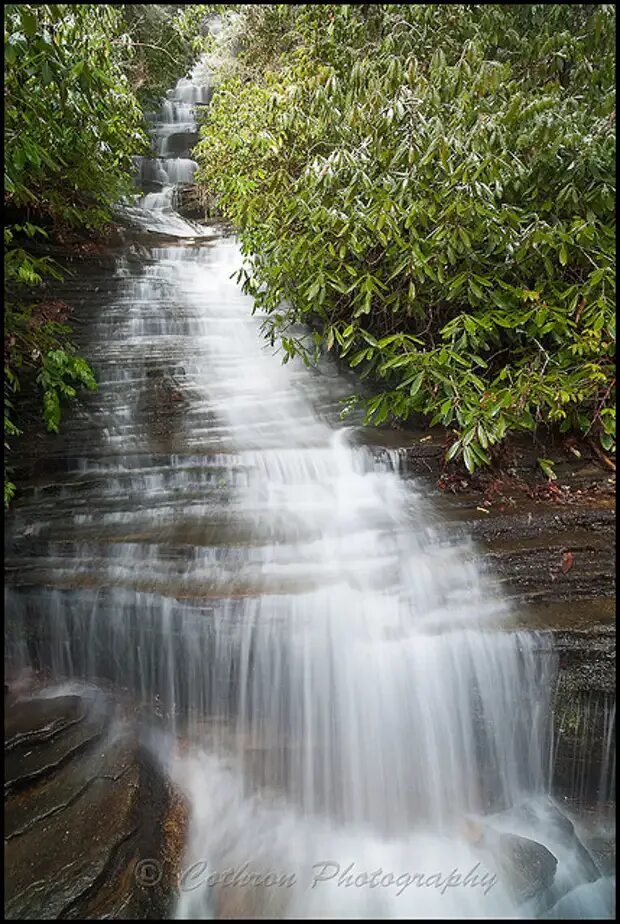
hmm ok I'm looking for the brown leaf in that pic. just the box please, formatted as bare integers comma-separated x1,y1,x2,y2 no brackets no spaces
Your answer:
561,551,574,574
575,298,586,325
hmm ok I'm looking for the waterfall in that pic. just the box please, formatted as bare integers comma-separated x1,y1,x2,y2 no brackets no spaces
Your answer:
140,74,204,199
122,64,210,238
4,67,614,920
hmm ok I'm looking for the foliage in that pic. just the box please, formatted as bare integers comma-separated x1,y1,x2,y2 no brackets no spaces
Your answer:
5,4,148,227
4,224,97,505
117,4,221,109
4,3,150,505
195,4,616,471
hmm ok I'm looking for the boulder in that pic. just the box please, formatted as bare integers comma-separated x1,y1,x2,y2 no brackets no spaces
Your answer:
482,829,558,905
4,688,182,919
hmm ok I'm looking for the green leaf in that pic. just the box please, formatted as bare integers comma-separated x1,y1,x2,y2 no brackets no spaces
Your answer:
349,350,368,368
41,61,54,86
20,10,38,38
409,372,424,397
537,458,557,480
445,440,461,462
600,432,614,452
463,445,476,473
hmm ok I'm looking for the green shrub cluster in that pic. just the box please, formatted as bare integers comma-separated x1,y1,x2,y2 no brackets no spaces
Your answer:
4,3,149,505
119,4,221,109
195,4,616,473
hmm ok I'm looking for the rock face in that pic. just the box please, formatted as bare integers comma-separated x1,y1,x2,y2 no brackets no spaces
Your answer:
394,454,616,812
467,507,615,809
462,816,559,906
489,831,558,905
4,688,180,920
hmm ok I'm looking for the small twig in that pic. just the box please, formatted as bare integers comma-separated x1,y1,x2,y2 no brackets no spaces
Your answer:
532,337,551,375
584,376,615,437
112,40,180,65
588,438,616,472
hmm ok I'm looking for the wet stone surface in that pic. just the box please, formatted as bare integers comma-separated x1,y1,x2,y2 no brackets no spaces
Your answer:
4,688,178,920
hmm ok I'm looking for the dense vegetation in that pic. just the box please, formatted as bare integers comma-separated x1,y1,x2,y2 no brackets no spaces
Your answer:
3,3,216,505
4,4,616,506
120,4,215,109
195,4,616,475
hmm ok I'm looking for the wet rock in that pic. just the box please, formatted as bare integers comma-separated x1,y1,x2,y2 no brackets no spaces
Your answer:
461,815,559,904
126,242,152,263
5,695,109,791
4,689,181,920
5,693,85,744
433,471,616,809
5,756,140,918
161,131,199,158
552,688,615,805
553,637,615,696
543,876,615,919
158,784,190,901
481,829,558,905
512,799,601,882
144,368,187,409
5,727,135,840
582,834,616,877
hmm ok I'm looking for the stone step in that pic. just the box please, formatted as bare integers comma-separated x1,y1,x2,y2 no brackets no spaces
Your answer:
4,688,183,919
5,694,86,748
5,694,111,792
5,727,134,840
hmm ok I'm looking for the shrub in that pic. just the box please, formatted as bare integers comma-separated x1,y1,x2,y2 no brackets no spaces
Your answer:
195,4,616,471
4,4,147,504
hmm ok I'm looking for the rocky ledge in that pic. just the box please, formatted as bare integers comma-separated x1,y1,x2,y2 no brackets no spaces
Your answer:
4,687,185,920
368,428,616,811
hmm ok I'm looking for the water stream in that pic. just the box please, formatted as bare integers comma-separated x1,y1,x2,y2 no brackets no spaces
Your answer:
4,69,614,919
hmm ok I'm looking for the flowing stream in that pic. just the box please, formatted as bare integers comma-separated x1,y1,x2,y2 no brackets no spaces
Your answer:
4,69,614,919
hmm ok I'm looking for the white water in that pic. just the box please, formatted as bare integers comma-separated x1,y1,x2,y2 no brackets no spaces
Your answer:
132,242,606,919
5,69,614,920
130,68,207,231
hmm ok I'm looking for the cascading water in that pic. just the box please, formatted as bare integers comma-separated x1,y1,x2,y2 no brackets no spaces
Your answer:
139,75,207,209
4,66,614,920
122,65,211,238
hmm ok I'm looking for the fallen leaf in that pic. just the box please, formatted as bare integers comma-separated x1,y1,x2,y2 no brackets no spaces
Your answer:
561,550,574,574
